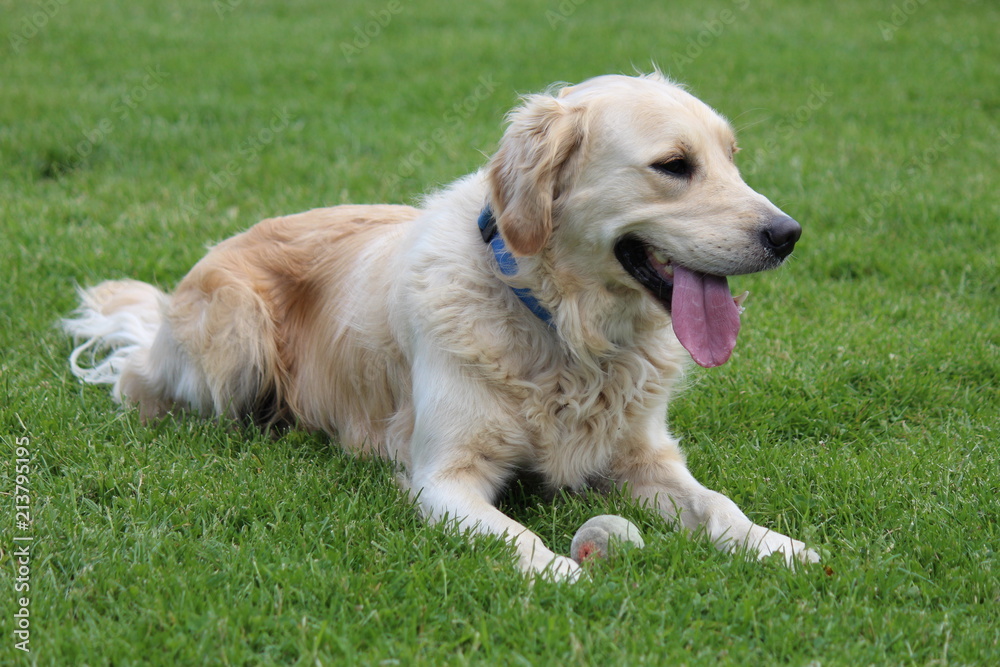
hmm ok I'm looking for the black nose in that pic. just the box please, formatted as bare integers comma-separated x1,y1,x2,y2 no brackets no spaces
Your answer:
760,214,801,259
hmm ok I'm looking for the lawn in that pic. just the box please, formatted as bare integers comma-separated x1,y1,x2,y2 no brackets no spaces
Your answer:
2,0,998,664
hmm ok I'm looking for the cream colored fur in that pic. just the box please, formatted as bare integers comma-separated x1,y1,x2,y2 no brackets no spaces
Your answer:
64,73,819,581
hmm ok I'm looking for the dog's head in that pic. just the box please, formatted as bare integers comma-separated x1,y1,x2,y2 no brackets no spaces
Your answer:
487,72,801,367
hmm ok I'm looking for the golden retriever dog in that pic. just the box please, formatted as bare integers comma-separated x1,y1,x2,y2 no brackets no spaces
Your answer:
64,72,819,581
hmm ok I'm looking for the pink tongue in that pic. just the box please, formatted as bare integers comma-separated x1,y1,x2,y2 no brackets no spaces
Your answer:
671,266,741,368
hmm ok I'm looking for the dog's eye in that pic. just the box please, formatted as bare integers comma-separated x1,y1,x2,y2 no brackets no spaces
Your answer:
651,158,692,177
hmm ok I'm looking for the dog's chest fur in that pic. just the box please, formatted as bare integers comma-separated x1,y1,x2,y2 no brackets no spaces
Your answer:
478,330,682,490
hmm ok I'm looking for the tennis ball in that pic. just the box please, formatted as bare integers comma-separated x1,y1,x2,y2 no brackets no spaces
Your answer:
570,514,645,564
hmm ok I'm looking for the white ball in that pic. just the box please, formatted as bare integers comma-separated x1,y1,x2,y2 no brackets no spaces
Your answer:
570,514,645,563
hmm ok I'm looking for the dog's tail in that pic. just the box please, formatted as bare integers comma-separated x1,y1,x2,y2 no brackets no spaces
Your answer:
63,279,169,405
63,277,285,423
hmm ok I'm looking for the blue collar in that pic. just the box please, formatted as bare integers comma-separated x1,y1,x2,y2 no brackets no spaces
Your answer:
477,205,554,326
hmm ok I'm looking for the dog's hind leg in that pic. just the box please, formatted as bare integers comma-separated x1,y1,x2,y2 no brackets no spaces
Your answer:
163,268,285,423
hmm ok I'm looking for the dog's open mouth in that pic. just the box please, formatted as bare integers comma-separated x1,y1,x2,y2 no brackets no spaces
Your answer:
614,235,748,368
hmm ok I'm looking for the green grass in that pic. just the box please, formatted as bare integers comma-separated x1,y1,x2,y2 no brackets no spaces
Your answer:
2,0,998,664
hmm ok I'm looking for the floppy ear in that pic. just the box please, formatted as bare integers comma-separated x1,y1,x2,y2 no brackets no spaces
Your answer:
487,94,582,256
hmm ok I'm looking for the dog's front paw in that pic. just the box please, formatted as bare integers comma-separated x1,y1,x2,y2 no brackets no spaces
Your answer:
751,530,820,567
764,541,820,567
525,551,584,583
